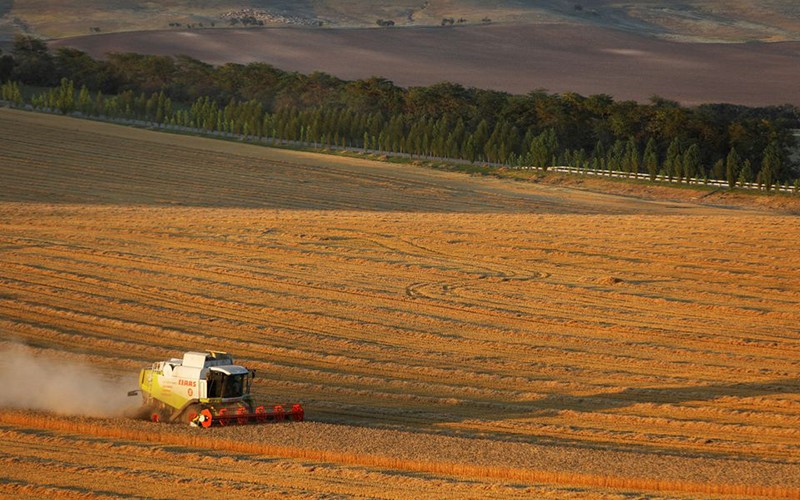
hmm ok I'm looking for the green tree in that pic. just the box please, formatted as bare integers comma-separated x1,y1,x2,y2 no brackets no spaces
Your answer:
93,90,105,115
529,128,558,169
725,147,740,188
343,76,403,115
643,138,659,180
1,80,24,104
77,84,91,113
53,47,110,90
592,140,606,170
48,77,76,114
738,159,753,187
759,141,781,192
12,35,56,85
664,138,681,182
0,48,14,82
468,120,490,162
682,143,701,183
447,118,466,158
607,139,626,172
624,137,640,176
405,81,474,121
464,134,478,162
711,158,725,180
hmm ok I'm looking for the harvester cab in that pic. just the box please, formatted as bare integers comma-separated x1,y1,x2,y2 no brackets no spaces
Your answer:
130,350,303,427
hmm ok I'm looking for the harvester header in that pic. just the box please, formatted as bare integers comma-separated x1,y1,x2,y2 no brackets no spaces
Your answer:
130,350,303,427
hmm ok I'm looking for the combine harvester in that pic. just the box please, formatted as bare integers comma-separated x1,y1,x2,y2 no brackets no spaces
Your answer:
129,351,303,427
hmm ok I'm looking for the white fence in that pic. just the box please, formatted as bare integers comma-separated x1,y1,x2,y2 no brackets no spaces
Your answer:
516,165,797,193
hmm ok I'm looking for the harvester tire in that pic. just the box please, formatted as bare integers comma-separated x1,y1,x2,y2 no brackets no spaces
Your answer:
183,404,202,424
199,409,213,428
131,404,155,420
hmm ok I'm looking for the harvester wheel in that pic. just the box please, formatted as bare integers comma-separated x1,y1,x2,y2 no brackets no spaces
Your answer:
183,404,202,424
132,404,155,420
150,409,166,423
199,409,213,428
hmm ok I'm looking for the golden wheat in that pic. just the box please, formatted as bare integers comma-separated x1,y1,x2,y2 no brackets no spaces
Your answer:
2,109,800,498
1,411,797,498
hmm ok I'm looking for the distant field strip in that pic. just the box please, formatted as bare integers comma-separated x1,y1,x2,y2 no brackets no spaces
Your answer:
0,108,729,214
0,108,574,213
2,109,800,496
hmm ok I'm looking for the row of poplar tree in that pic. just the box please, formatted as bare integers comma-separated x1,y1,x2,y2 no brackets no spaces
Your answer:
1,35,798,189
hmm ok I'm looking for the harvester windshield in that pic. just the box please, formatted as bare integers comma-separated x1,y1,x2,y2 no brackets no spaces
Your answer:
223,373,245,398
207,370,249,399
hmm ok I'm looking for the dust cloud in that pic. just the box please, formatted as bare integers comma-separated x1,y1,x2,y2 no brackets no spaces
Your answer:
0,343,140,417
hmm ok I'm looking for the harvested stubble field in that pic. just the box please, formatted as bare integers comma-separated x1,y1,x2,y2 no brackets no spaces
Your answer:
1,108,800,498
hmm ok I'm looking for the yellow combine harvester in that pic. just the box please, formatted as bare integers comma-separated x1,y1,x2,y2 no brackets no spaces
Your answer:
129,351,303,427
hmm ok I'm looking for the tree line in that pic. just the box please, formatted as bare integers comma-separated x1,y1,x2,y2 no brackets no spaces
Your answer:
2,34,799,188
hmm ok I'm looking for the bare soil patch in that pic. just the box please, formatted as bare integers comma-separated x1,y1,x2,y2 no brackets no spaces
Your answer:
50,23,800,106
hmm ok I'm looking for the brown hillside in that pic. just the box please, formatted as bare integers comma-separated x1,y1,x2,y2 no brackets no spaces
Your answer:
50,23,800,106
5,1,800,42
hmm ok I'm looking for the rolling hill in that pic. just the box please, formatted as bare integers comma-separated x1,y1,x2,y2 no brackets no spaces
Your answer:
4,2,800,105
3,1,800,42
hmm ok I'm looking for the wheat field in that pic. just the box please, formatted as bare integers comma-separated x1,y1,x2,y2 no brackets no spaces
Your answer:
1,108,799,498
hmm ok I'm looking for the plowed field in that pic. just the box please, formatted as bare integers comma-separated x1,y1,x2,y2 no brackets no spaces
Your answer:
52,24,800,106
1,108,800,499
